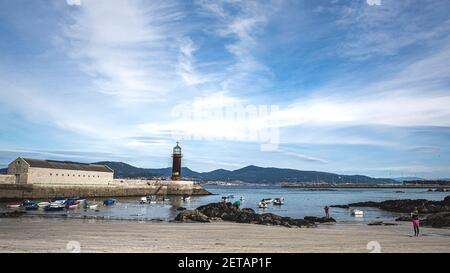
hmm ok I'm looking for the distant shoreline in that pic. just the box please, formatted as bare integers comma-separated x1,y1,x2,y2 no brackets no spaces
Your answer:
281,184,450,189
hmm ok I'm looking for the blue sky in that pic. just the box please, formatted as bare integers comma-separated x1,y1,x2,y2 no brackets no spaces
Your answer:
1,0,450,179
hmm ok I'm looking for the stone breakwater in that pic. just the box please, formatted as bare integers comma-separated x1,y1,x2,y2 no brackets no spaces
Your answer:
332,195,450,228
174,202,336,228
0,180,211,200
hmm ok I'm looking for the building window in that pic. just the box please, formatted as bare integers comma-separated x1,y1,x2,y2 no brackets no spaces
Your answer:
56,174,58,176
78,175,81,177
50,173,52,176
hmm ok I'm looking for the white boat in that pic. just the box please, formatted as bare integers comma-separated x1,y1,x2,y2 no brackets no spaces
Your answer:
258,201,268,209
240,196,245,201
88,204,98,209
37,202,50,208
139,197,148,204
351,209,364,216
182,194,190,201
262,198,273,204
273,197,284,205
51,199,67,205
7,204,21,209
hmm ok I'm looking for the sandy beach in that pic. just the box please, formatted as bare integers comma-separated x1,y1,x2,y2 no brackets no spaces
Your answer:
0,217,449,253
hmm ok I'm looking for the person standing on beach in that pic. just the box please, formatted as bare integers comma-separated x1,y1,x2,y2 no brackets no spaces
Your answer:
411,207,420,237
324,206,330,218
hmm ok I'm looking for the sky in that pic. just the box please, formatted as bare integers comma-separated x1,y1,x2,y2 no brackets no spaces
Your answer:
1,0,450,179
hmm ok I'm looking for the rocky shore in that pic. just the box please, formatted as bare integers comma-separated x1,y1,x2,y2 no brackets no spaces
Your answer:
332,195,450,228
174,202,336,228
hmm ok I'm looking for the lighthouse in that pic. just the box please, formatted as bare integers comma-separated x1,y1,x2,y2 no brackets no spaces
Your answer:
171,142,182,181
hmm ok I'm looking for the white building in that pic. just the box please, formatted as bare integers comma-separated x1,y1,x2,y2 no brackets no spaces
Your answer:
7,158,114,185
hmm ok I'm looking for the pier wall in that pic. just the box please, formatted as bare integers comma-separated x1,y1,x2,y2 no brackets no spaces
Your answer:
0,180,210,200
0,175,15,184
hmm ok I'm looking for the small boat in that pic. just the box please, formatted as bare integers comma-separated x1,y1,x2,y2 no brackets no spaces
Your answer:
139,197,148,204
51,197,67,202
103,199,116,206
351,209,364,216
37,202,50,208
22,200,35,206
273,197,284,205
44,203,65,211
228,194,235,199
182,194,190,201
88,204,98,209
262,198,273,204
65,200,80,209
258,201,268,209
7,204,21,209
240,196,245,201
51,199,67,205
24,203,39,210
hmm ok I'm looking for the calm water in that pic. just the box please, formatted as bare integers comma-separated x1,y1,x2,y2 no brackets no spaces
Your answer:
2,185,449,222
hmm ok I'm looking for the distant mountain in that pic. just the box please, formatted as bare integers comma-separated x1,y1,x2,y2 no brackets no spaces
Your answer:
393,177,425,182
94,162,397,184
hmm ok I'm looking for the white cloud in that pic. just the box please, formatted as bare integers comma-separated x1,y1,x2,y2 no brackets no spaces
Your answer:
275,149,328,163
66,0,81,6
62,0,187,101
366,0,381,6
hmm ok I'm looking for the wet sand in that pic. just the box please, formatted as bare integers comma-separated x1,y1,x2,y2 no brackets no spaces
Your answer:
0,217,449,253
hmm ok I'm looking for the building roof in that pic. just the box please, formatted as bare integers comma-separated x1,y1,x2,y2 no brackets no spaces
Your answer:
21,158,113,173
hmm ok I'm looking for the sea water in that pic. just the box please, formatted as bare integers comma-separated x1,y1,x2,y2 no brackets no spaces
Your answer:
2,185,448,222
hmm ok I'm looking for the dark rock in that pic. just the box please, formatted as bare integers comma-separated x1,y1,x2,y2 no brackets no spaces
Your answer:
395,216,412,222
193,202,315,228
426,212,450,228
348,201,381,208
304,216,336,223
330,205,349,209
343,195,450,214
177,207,187,211
368,221,398,226
368,221,384,226
197,202,240,218
174,210,210,223
241,208,255,214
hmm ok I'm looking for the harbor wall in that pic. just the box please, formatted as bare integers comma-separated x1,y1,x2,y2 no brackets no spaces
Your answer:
0,180,211,200
0,175,15,184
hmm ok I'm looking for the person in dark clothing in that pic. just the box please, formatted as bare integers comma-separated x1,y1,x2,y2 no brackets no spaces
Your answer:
324,206,330,218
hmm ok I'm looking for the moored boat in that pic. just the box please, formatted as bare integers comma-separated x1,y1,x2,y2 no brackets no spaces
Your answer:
103,199,116,206
182,194,190,201
37,202,50,208
25,203,39,210
65,200,80,209
258,201,268,209
351,209,364,216
7,204,21,209
262,198,273,204
44,203,65,211
273,197,284,205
